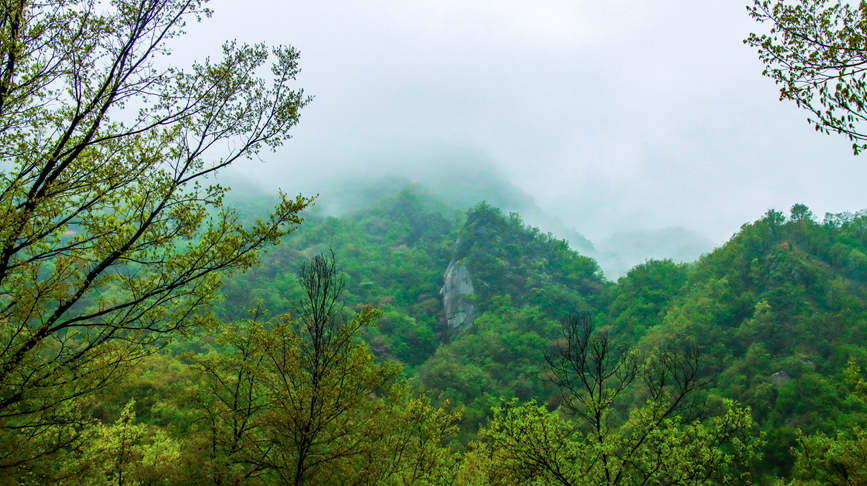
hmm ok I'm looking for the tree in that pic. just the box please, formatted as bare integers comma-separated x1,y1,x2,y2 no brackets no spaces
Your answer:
0,0,311,475
75,400,185,486
746,0,867,154
190,253,461,486
785,360,867,485
461,313,762,485
191,307,272,485
258,253,404,485
259,252,461,485
790,203,813,223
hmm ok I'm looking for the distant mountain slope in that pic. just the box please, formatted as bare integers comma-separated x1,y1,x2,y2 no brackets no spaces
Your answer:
417,203,608,434
623,206,867,473
453,203,605,317
218,188,611,438
219,188,459,367
222,170,714,278
221,184,867,474
220,188,606,364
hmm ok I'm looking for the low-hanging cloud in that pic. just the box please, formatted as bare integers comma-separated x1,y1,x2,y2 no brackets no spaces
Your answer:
189,0,863,247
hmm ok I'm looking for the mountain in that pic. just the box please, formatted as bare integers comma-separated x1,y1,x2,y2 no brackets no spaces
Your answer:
222,169,716,278
618,207,867,473
219,187,867,475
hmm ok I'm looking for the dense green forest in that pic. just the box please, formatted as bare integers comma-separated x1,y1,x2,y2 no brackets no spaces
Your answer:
4,0,867,484
215,188,867,481
86,184,865,484
37,182,867,483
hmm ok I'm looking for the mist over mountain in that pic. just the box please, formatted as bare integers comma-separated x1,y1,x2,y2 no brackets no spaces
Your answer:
214,181,867,478
592,227,715,279
222,162,715,278
14,1,867,483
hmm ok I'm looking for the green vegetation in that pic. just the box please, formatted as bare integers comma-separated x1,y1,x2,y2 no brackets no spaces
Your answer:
462,314,760,485
0,0,310,477
747,0,867,154
217,192,867,482
1,0,865,484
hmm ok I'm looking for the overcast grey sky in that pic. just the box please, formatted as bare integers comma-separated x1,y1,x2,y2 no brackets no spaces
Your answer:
180,0,864,244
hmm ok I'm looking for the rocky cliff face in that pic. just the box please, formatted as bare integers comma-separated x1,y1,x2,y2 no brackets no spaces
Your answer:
440,260,475,335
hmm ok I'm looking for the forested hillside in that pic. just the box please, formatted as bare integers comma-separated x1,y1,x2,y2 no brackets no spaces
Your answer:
5,1,867,484
631,207,867,476
213,187,867,481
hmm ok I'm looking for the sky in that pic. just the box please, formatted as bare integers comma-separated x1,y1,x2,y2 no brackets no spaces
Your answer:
177,0,865,245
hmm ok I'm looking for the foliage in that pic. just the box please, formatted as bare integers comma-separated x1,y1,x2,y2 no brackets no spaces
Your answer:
0,0,311,474
463,400,760,486
256,253,404,485
76,400,184,486
459,315,762,486
419,299,563,437
636,205,867,476
190,311,272,484
219,189,458,367
785,360,867,485
608,259,689,343
747,0,867,154
455,203,605,317
787,427,867,485
189,253,460,485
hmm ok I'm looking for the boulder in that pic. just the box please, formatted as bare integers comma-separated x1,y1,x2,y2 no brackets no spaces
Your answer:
440,260,475,335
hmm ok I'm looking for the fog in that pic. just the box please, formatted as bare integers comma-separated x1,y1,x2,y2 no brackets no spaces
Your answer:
179,1,865,261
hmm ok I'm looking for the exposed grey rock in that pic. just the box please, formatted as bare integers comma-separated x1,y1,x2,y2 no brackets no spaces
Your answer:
440,260,475,335
770,370,791,388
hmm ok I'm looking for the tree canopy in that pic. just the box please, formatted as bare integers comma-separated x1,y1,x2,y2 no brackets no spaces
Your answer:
0,0,310,474
2,0,867,483
747,0,867,154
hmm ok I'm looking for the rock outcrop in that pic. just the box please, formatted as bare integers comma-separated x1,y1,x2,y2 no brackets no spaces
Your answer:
770,370,791,388
440,260,475,335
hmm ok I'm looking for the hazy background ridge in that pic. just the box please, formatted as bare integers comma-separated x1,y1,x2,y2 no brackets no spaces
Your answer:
183,0,867,268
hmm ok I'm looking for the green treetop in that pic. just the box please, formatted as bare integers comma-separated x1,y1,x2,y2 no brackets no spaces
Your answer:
0,0,310,476
747,0,867,154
